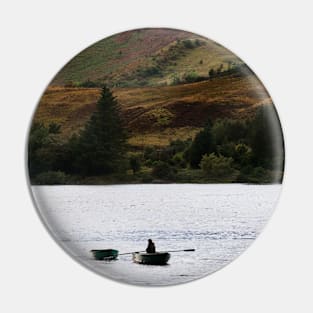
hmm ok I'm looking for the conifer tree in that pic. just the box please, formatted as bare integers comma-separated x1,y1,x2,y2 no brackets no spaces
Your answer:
186,120,215,168
74,85,127,175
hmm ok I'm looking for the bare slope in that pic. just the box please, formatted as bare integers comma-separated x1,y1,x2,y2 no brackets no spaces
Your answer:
51,28,241,87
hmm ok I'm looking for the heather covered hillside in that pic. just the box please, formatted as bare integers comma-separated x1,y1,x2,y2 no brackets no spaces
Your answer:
51,28,242,88
34,74,271,146
29,28,284,185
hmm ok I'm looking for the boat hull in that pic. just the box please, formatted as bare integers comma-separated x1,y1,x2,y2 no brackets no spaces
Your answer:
90,249,119,260
132,252,170,265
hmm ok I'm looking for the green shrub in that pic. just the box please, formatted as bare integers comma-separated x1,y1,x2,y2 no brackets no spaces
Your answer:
185,121,215,168
234,143,252,166
129,154,141,173
182,39,195,49
217,142,236,158
139,172,153,183
175,168,204,183
169,139,191,154
34,171,68,185
151,108,174,127
137,66,161,78
200,153,235,177
252,166,267,178
171,152,186,168
28,122,62,178
212,118,248,145
152,161,176,180
64,81,75,87
143,146,159,163
79,79,98,88
170,73,181,85
183,71,199,83
208,68,216,78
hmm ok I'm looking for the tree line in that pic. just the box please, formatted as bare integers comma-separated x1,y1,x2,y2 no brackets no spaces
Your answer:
28,86,284,184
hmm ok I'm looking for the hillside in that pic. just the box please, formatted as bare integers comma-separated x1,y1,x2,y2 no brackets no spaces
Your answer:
30,28,283,185
51,28,241,87
34,74,272,147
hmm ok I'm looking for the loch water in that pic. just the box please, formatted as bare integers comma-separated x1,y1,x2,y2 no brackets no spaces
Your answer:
31,184,281,286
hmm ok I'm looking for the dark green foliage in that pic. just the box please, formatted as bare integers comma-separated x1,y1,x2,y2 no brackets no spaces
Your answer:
28,98,284,184
208,63,253,80
248,105,284,171
182,106,284,182
182,39,195,49
212,119,248,145
169,139,191,154
28,123,50,156
183,71,199,83
208,68,216,78
175,168,204,183
194,39,202,47
152,139,190,166
237,166,273,184
64,81,76,87
170,72,208,85
230,63,253,77
28,122,60,178
65,79,102,88
48,122,61,134
139,172,153,183
52,135,80,174
34,171,68,185
152,161,176,180
216,142,236,158
185,121,215,168
171,152,186,168
170,73,181,85
79,79,99,88
233,143,252,166
200,153,236,177
159,147,174,163
217,63,224,74
137,66,161,78
169,71,209,85
143,146,159,165
129,154,141,173
72,85,128,176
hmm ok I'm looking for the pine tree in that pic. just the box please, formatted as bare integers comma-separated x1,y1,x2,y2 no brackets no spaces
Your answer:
74,85,127,175
186,120,215,168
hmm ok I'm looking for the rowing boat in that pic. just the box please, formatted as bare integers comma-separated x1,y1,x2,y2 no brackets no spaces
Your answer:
90,249,119,260
132,252,170,265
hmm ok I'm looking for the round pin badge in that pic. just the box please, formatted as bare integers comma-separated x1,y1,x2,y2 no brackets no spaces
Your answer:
28,28,284,286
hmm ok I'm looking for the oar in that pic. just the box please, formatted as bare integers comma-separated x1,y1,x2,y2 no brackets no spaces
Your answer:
166,249,195,253
119,248,195,256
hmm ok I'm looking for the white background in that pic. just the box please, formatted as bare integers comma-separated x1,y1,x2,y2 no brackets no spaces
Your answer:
0,0,312,312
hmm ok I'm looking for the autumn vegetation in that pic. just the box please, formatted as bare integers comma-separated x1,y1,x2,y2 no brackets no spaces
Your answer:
28,29,284,184
29,85,284,185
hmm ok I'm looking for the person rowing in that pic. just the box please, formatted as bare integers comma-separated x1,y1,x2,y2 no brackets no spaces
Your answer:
146,239,156,253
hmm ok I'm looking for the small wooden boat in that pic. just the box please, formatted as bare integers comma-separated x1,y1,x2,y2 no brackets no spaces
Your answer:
90,249,119,260
132,252,170,265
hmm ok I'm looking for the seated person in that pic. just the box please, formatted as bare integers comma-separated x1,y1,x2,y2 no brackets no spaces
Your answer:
146,239,156,253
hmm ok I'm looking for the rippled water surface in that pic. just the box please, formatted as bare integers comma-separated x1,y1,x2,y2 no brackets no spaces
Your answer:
31,184,281,286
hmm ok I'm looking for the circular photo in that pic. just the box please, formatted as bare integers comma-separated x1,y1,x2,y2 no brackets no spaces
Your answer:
28,28,284,286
